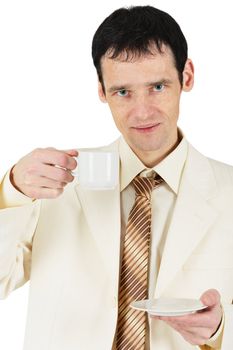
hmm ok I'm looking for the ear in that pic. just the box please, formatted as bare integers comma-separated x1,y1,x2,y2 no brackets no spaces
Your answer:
182,59,194,92
98,81,107,103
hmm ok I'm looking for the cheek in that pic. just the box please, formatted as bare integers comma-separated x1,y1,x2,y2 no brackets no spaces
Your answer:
156,90,180,118
164,99,180,123
112,114,127,132
109,108,124,131
108,103,129,128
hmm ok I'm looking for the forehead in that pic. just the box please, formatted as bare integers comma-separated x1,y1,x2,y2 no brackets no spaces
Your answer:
101,45,178,84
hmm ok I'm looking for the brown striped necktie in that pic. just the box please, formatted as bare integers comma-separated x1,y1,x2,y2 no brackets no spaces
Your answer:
116,174,163,350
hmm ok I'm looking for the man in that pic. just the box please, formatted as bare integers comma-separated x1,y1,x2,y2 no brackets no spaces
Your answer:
0,5,232,350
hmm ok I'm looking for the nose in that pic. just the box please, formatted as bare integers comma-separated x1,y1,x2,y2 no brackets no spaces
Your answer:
131,93,155,120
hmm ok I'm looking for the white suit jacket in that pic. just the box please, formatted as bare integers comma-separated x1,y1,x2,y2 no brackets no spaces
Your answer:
0,138,233,350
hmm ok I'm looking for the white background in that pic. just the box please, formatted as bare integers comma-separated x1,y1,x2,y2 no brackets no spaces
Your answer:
0,0,232,349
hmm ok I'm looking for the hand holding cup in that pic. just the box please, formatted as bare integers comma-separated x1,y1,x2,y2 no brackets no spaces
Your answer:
11,148,78,199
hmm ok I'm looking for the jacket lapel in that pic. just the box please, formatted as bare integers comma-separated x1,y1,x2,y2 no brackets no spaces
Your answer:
75,185,121,291
74,139,121,292
154,144,219,297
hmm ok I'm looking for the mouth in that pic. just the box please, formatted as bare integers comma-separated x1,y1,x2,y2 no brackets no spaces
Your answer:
132,123,161,133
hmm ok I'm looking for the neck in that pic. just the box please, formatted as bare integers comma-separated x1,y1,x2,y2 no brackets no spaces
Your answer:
135,133,180,168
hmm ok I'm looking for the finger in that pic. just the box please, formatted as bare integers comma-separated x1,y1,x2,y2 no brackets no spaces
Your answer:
158,307,222,331
180,330,207,346
180,326,214,340
44,165,74,183
200,289,221,308
26,186,64,199
32,148,77,170
162,320,199,336
159,317,216,345
157,311,210,328
63,149,79,157
24,175,68,190
46,147,78,157
26,163,74,184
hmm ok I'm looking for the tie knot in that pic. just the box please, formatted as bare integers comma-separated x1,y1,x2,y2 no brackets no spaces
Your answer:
133,174,163,199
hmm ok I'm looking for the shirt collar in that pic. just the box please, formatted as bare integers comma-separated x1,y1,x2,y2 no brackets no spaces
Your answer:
119,131,188,194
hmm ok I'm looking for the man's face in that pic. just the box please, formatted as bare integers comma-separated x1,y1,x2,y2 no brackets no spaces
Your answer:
98,45,194,165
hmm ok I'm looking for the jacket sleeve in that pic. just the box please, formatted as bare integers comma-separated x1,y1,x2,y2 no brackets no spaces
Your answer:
199,303,233,350
220,303,233,349
0,171,41,299
199,312,224,349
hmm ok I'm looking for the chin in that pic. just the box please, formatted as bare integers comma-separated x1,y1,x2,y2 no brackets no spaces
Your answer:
132,142,163,154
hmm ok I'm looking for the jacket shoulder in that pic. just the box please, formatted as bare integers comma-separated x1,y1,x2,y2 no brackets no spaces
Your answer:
187,143,233,190
207,156,233,187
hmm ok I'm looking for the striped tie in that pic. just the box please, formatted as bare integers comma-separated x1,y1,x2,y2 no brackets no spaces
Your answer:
116,174,163,350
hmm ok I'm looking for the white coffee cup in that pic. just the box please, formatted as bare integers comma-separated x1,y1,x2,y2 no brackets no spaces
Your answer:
72,151,119,190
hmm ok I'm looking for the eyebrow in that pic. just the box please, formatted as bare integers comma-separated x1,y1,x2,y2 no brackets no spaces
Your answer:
107,79,173,93
145,79,173,87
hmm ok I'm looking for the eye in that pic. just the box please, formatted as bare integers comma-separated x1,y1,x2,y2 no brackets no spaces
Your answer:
117,89,128,97
154,84,165,92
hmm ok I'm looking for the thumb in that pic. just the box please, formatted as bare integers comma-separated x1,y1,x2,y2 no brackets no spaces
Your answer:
200,289,221,308
63,149,79,157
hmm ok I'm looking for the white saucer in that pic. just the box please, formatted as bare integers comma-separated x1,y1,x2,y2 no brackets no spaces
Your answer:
130,298,207,316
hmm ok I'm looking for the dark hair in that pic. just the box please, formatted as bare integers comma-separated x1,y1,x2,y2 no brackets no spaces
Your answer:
92,6,188,90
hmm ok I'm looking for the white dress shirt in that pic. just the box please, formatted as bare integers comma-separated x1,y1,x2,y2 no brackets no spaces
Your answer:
119,135,188,300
